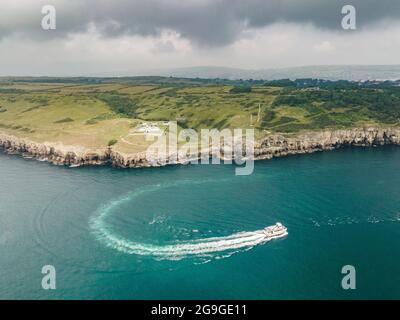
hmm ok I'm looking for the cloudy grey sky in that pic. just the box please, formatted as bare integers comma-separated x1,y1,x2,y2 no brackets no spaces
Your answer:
1,0,400,76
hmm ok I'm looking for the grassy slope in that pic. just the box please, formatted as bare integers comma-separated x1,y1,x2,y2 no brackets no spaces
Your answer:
0,79,398,154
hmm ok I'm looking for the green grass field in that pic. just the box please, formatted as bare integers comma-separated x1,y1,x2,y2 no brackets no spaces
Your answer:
0,77,399,153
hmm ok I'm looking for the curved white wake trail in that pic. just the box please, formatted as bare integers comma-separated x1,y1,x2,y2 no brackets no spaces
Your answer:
90,180,284,260
94,227,269,258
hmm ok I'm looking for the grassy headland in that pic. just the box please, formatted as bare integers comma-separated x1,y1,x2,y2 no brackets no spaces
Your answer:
0,77,399,154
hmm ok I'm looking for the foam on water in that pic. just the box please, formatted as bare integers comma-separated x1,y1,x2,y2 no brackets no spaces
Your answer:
89,180,277,260
308,213,400,227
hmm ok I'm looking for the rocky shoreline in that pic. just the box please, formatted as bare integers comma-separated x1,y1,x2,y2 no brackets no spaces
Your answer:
1,127,399,168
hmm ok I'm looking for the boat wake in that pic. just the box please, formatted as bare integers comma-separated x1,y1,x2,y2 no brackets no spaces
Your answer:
89,181,287,260
92,225,278,259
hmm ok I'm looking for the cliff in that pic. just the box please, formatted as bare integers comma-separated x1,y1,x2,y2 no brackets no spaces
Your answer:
254,127,400,160
0,133,111,166
1,127,399,168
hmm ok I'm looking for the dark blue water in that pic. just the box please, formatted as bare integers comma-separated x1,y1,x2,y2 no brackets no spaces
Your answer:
0,147,399,299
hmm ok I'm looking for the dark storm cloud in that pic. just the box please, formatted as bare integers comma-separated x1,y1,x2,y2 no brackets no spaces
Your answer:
1,0,400,45
84,0,400,45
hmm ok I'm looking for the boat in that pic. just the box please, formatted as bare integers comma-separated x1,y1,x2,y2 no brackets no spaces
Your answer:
262,222,288,239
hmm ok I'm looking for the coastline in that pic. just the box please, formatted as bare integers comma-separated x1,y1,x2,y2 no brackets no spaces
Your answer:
1,127,399,168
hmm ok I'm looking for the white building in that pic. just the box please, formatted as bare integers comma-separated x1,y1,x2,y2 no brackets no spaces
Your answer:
135,123,163,135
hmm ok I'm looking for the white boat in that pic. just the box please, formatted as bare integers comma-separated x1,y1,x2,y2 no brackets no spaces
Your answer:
262,222,288,239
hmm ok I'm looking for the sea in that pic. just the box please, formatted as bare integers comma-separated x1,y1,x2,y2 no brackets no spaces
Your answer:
0,146,399,299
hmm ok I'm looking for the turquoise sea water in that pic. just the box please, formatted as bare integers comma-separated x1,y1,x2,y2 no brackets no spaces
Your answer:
0,146,399,299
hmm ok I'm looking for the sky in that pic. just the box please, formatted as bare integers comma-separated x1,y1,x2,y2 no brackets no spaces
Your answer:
1,0,400,76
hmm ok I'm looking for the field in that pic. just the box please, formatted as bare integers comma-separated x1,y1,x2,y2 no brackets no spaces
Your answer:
0,77,399,153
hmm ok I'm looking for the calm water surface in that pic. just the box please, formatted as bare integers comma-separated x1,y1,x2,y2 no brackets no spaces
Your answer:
0,147,399,299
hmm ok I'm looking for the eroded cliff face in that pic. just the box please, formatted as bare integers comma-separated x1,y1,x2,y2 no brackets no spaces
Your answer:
254,127,400,160
1,127,399,168
0,133,111,166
